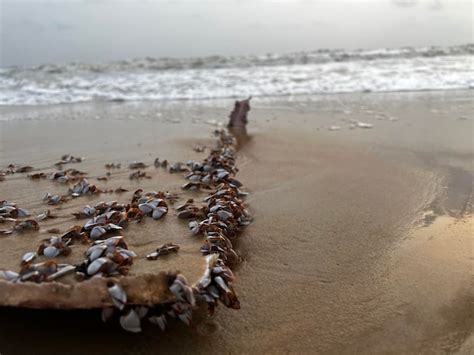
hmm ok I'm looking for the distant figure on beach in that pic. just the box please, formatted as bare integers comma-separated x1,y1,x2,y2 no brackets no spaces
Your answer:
228,97,251,131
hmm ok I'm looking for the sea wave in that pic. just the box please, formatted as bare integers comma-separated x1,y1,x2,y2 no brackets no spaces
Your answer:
0,44,472,105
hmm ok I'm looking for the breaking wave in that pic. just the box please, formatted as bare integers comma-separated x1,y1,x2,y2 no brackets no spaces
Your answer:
0,44,472,105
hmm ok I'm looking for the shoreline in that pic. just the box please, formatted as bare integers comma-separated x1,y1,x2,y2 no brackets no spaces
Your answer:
0,88,472,116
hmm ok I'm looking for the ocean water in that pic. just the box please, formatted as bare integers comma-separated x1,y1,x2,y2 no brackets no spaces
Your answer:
0,44,472,106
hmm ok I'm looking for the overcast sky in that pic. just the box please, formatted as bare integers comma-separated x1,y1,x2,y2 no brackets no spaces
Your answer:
1,0,472,67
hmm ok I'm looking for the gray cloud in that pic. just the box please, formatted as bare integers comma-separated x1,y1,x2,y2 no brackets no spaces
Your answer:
2,0,471,67
55,22,74,31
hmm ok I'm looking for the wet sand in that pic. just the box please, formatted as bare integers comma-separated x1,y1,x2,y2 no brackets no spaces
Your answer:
0,119,216,308
0,90,472,354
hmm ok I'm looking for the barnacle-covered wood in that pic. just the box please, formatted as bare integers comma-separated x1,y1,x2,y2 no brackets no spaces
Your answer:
0,153,208,309
228,97,251,129
0,103,251,324
0,273,172,309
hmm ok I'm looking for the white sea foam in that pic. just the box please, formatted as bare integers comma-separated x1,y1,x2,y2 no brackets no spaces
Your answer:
0,45,472,106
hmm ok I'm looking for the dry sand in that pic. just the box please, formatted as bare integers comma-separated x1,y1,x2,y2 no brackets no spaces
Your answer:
0,90,472,354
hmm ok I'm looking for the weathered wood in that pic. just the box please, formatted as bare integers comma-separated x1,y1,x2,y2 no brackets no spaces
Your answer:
0,273,173,309
228,97,251,129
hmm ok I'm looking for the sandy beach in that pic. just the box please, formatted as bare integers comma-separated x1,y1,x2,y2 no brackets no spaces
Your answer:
0,90,472,354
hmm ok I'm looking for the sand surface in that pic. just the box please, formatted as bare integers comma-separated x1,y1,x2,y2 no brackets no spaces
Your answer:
0,90,472,354
0,119,216,308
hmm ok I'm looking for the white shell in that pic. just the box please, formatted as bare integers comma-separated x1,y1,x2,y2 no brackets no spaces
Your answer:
149,315,167,331
146,252,159,260
208,285,220,298
90,226,106,239
87,257,108,275
83,218,97,230
217,210,233,221
106,223,122,231
17,208,30,217
50,236,62,245
189,174,201,182
117,248,137,258
95,214,107,224
88,244,107,261
199,269,212,289
147,199,160,208
152,207,167,220
209,204,221,213
108,283,127,310
57,176,69,183
182,284,195,306
178,312,192,326
217,171,229,179
47,264,75,281
138,203,153,215
104,236,123,246
43,246,60,258
22,251,37,263
84,206,96,216
201,175,212,184
214,276,231,293
0,270,19,281
120,309,142,333
136,306,149,319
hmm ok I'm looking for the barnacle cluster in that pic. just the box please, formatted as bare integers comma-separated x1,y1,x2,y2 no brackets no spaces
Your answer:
0,129,251,333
